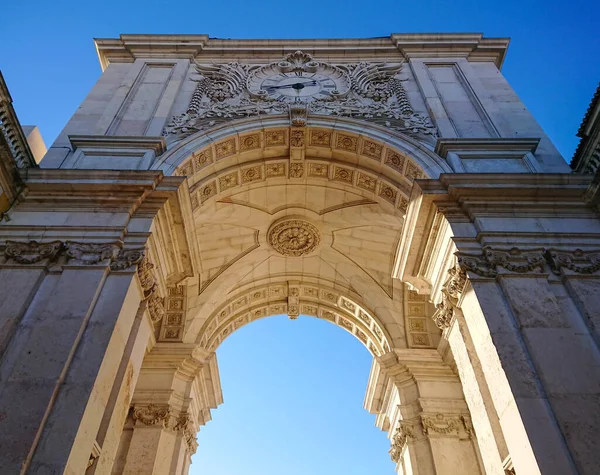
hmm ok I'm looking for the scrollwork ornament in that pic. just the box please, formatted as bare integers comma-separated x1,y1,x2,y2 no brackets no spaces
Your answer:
433,260,467,330
148,293,166,323
137,257,157,293
545,249,600,275
4,240,63,264
65,241,121,266
389,422,412,463
132,404,170,427
421,413,461,436
110,248,145,271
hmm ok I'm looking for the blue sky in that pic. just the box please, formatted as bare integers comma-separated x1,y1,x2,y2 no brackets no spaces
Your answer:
1,1,598,473
1,0,599,162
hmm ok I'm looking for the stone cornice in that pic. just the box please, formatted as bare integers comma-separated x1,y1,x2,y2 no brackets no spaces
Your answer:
94,33,510,71
69,135,167,156
434,138,540,158
17,169,183,212
393,173,597,292
391,33,509,68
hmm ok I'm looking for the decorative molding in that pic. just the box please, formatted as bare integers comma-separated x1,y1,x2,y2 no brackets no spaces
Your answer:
199,281,390,356
432,261,467,330
267,218,321,257
389,421,414,463
132,404,170,427
4,240,63,264
159,285,187,341
110,248,145,271
545,249,600,275
64,241,121,266
405,287,434,347
163,52,437,143
456,246,600,278
421,413,462,436
137,256,165,324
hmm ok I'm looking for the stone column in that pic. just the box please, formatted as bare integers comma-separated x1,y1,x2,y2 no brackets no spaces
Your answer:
113,343,222,475
369,350,484,475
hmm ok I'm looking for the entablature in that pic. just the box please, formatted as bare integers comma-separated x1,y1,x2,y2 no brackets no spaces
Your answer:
94,33,510,71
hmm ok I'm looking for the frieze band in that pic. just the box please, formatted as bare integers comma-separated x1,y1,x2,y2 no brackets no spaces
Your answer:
2,239,146,271
456,246,600,277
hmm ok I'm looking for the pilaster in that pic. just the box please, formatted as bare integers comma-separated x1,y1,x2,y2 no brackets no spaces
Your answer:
395,173,600,475
114,343,222,475
366,350,483,475
0,169,195,474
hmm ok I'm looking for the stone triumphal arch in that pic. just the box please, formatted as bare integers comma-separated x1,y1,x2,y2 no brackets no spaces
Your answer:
0,34,599,475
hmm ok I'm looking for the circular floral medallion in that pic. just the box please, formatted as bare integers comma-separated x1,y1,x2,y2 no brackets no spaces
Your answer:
267,218,321,257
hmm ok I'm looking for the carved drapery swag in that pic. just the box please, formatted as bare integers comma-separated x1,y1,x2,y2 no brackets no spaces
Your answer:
132,405,198,454
4,240,63,264
137,257,165,324
433,246,600,330
3,239,144,271
389,414,473,463
163,51,437,142
457,246,600,278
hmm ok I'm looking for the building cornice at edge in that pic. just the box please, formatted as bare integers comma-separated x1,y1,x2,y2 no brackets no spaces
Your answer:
94,33,510,71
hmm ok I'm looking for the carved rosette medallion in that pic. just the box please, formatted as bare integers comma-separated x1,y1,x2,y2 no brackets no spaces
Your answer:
267,218,321,257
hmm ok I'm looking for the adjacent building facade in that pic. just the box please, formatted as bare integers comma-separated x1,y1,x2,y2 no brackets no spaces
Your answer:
0,34,599,475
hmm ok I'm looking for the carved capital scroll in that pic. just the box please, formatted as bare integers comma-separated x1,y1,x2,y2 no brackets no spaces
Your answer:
64,241,121,266
4,240,62,264
110,248,145,271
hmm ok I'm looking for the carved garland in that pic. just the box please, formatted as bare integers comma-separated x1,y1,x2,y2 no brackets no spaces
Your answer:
132,405,198,454
2,239,145,271
457,246,600,277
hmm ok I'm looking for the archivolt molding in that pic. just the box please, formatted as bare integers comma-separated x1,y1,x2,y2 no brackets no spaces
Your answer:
154,116,451,179
167,125,439,215
196,281,392,356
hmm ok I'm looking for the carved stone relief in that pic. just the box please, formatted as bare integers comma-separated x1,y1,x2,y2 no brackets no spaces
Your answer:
4,240,63,264
2,239,145,270
267,218,321,257
163,51,437,143
64,241,121,265
456,246,600,278
137,257,165,324
389,421,414,463
200,282,389,356
432,261,467,330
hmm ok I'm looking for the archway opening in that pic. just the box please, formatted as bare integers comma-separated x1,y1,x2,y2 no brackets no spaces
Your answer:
191,315,396,475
